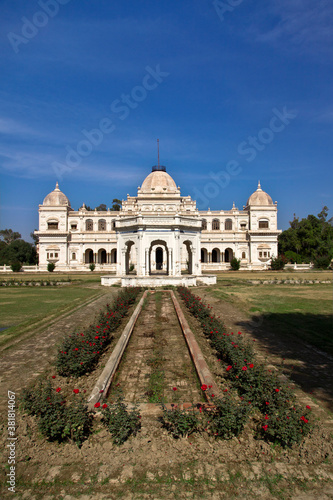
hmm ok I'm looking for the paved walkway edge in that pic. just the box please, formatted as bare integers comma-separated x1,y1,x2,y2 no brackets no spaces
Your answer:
87,290,149,408
170,290,219,400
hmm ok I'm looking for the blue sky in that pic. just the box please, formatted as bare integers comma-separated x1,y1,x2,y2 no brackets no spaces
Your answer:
1,0,332,241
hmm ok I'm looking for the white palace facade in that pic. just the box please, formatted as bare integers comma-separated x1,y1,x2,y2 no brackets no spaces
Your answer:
35,164,281,280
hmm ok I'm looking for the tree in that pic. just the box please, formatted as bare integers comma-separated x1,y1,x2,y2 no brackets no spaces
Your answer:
0,239,37,265
111,199,122,211
0,229,21,245
30,231,38,246
95,204,107,211
278,207,333,263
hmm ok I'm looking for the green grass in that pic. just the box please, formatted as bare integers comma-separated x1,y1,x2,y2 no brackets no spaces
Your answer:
210,281,333,355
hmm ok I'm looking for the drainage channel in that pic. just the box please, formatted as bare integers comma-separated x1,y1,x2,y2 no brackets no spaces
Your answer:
88,290,219,413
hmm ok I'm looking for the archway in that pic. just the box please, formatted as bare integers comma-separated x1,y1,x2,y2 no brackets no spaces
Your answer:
212,248,220,263
201,248,208,263
98,249,107,264
156,247,163,270
183,240,193,274
225,248,233,263
148,240,169,275
125,241,135,275
111,249,117,264
85,249,94,264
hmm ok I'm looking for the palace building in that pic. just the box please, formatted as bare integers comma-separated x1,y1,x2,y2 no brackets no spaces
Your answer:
35,163,281,283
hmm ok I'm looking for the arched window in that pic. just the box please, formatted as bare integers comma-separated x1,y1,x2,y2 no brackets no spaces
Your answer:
111,249,117,263
212,219,220,230
72,252,76,260
259,219,269,229
202,219,207,230
242,252,246,259
225,219,232,230
86,219,93,231
212,248,220,263
98,219,106,231
111,220,116,230
201,248,208,263
47,221,58,230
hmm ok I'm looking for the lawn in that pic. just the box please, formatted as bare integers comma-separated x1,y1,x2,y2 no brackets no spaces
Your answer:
209,277,333,355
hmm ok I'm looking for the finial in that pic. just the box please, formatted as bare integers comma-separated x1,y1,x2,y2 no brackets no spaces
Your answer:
157,138,160,168
257,180,262,190
55,181,59,190
232,201,235,209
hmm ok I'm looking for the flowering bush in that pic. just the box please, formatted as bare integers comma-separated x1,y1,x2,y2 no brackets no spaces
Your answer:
177,287,312,447
101,394,141,445
203,395,251,440
160,404,200,438
20,380,93,446
56,287,141,377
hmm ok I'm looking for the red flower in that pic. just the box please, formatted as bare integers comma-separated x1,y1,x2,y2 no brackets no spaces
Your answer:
208,385,212,389
211,394,215,398
249,364,254,368
265,402,269,405
275,388,280,392
226,365,232,371
52,375,56,379
300,416,308,423
172,387,177,391
223,389,228,392
95,336,99,339
264,414,269,420
73,389,79,394
94,402,100,408
102,404,108,409
262,425,268,431
201,384,208,391
242,366,247,371
99,389,104,393
56,387,61,393
306,405,311,410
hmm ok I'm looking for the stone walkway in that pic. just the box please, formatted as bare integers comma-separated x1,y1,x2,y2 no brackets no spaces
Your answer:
0,287,118,410
109,291,202,403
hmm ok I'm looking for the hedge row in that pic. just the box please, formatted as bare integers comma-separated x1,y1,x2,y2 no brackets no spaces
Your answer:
177,287,312,447
56,287,141,377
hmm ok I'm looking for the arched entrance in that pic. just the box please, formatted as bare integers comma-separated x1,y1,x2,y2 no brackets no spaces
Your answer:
125,241,135,275
111,249,117,263
225,248,233,263
148,240,169,275
98,249,107,264
183,240,193,274
156,247,163,270
85,249,94,264
212,248,220,263
201,248,208,263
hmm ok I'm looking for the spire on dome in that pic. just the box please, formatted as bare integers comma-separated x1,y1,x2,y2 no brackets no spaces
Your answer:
257,180,262,191
55,181,60,190
152,139,166,172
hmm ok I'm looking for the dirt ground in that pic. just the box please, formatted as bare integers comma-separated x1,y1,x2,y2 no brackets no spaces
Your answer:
0,287,333,499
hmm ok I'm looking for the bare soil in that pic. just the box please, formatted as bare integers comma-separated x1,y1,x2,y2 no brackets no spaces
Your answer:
0,287,333,499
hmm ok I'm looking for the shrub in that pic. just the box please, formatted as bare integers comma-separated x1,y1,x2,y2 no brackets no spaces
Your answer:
203,396,250,439
270,255,286,270
160,404,200,438
20,380,93,446
56,287,141,377
47,262,55,272
89,263,95,271
101,394,141,445
313,255,331,270
11,262,22,272
230,257,241,271
284,251,302,264
259,404,312,447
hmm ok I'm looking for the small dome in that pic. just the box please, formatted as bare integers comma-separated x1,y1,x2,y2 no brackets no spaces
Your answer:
246,181,273,206
43,182,71,206
140,167,178,193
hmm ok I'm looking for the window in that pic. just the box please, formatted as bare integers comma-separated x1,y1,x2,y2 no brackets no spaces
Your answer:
212,219,220,230
72,253,76,260
264,252,267,257
225,219,232,230
111,220,116,230
71,224,77,230
259,252,263,258
242,252,246,259
47,222,58,230
86,219,93,231
54,253,58,258
98,219,106,231
47,252,49,259
240,223,246,230
202,219,207,230
259,220,269,229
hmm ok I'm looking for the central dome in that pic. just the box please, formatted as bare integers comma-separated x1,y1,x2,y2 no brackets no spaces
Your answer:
140,166,178,193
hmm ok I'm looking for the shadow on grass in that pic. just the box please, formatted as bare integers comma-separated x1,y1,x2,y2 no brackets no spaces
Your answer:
237,312,333,412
